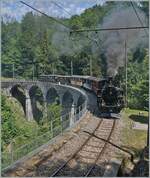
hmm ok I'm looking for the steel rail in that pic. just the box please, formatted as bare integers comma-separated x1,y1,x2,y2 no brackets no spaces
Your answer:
84,130,134,163
50,119,103,177
84,119,116,177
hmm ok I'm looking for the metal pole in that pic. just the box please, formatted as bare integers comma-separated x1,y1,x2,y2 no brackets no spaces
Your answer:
90,58,92,76
52,63,55,75
10,140,14,163
51,120,53,138
71,61,73,76
12,63,15,79
125,41,128,107
36,64,39,78
32,64,34,81
147,120,149,146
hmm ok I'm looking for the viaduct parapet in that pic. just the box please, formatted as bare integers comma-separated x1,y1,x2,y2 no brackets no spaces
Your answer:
1,80,88,124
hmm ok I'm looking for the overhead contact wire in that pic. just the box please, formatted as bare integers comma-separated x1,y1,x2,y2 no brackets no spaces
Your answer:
20,1,71,30
130,1,149,37
51,1,72,16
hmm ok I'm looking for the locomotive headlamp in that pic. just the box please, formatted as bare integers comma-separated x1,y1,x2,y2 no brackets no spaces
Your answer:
106,164,111,170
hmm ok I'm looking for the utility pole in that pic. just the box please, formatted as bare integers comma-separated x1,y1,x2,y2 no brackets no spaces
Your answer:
147,119,149,146
32,64,34,81
71,61,73,76
52,63,55,75
12,63,15,79
36,63,39,79
125,40,128,107
90,58,93,76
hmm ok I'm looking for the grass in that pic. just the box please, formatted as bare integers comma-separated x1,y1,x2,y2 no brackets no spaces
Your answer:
1,77,25,80
1,77,14,81
120,108,148,158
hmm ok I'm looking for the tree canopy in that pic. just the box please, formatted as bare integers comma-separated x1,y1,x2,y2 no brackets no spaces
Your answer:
1,1,149,110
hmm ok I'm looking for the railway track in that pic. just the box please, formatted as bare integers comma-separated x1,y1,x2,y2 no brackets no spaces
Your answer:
49,118,116,177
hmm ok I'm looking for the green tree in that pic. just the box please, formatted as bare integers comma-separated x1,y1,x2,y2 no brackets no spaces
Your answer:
19,12,37,78
128,50,148,110
1,95,21,150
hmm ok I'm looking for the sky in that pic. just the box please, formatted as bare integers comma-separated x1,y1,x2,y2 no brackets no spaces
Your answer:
1,0,105,22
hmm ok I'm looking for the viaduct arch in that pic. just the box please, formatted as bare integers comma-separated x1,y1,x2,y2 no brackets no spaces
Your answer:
1,80,87,123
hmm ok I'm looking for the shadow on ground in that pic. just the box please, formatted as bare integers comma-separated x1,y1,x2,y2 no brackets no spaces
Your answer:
35,158,107,177
120,146,149,177
129,115,148,124
121,145,143,158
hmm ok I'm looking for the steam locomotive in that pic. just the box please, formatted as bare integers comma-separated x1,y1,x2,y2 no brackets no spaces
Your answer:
39,75,124,113
97,77,124,113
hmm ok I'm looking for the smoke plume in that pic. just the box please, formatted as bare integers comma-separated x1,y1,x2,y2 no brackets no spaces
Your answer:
52,3,148,76
99,4,148,76
52,24,87,56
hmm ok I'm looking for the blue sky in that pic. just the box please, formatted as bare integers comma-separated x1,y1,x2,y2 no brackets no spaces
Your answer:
2,0,105,22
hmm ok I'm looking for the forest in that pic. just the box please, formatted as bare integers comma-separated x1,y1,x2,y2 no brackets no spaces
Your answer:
1,1,149,111
1,1,149,170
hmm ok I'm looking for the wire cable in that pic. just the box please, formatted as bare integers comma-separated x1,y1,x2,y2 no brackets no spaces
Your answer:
130,1,148,37
51,1,72,17
70,26,148,33
20,1,71,30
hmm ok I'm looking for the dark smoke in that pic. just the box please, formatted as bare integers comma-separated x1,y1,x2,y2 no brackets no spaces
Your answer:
52,3,148,76
99,4,148,76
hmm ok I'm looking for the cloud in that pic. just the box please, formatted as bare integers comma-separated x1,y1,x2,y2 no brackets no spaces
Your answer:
1,0,103,22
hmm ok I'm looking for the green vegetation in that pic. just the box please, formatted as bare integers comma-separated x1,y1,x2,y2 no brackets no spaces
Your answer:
1,94,62,151
2,2,148,111
1,94,38,151
118,49,149,111
1,1,149,168
39,103,62,131
120,108,148,157
1,94,63,168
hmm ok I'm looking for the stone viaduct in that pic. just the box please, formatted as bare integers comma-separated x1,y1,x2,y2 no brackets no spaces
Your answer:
1,80,87,123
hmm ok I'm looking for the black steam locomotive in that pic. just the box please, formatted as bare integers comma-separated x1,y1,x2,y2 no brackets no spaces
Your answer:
39,75,124,113
97,77,124,113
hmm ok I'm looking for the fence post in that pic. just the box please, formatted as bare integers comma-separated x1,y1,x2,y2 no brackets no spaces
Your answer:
51,120,53,138
80,104,83,117
74,106,77,122
61,117,63,134
79,106,81,118
70,104,75,127
10,141,14,164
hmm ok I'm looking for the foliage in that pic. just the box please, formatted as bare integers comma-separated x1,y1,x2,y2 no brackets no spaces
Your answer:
46,103,62,129
120,108,148,163
1,2,149,111
1,3,116,78
127,50,148,110
1,94,39,150
116,49,148,111
1,94,63,152
1,95,21,150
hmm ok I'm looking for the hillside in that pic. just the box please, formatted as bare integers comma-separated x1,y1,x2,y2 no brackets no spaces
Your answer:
1,94,38,151
1,1,149,110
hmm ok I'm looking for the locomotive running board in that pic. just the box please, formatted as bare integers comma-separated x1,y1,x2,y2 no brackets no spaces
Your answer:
100,113,121,119
110,113,121,119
